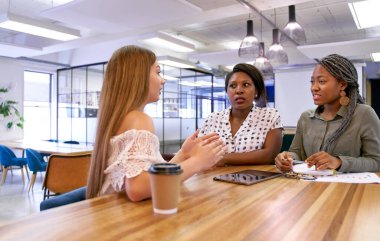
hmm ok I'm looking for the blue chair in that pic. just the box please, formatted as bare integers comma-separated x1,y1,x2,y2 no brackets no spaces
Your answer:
0,145,29,185
45,139,58,143
63,140,79,144
25,148,47,192
40,187,87,211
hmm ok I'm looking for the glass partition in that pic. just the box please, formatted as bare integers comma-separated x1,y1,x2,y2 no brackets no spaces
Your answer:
57,63,106,144
57,62,227,151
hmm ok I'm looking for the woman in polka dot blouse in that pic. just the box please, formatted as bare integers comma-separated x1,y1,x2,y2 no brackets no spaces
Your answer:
199,63,283,165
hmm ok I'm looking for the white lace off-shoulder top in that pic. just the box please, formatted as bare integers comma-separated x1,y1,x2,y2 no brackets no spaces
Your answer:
100,129,165,195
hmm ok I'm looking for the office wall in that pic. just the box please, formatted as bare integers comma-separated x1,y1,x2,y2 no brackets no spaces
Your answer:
0,60,24,140
275,64,364,127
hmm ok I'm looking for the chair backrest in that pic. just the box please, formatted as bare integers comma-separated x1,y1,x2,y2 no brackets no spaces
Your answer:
280,134,295,152
43,152,91,194
0,145,14,166
25,148,45,172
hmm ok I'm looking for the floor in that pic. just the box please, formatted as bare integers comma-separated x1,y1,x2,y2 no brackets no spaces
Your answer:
0,168,44,227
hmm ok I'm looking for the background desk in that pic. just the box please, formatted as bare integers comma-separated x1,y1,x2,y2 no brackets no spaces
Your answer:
0,140,93,155
1,166,379,241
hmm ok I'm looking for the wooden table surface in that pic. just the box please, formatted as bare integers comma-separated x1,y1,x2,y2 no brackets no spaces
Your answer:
0,140,93,155
1,165,379,241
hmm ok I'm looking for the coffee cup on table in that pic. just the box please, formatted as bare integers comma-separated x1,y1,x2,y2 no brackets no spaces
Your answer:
149,163,183,214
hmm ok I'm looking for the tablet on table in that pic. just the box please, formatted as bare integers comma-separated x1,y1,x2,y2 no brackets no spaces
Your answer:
213,169,282,185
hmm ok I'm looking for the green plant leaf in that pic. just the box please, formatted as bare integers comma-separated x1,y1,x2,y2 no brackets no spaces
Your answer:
0,92,24,130
7,122,13,129
1,105,10,117
6,100,17,105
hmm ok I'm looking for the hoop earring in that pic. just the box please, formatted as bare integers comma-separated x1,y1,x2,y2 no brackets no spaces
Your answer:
339,90,349,106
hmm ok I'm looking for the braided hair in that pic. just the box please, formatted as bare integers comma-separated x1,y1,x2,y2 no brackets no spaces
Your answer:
315,54,364,152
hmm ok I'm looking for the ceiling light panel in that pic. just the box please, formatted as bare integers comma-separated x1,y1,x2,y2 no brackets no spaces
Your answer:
348,0,380,29
157,56,195,68
141,32,195,52
371,52,380,62
0,13,80,41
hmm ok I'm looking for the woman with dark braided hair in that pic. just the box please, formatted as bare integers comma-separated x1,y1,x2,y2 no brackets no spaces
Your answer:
275,54,380,173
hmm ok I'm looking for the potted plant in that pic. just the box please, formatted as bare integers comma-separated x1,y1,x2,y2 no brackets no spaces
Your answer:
0,87,24,129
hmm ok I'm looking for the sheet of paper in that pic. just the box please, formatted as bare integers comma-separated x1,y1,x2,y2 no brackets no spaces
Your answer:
293,163,335,176
315,173,380,183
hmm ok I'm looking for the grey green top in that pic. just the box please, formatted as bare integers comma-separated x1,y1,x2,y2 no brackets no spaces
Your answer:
289,104,380,172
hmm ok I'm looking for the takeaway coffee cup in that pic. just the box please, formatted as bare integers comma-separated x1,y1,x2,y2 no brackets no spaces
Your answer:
149,163,183,214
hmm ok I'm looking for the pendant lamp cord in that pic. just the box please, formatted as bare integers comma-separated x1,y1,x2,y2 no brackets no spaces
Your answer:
274,9,277,28
260,12,263,41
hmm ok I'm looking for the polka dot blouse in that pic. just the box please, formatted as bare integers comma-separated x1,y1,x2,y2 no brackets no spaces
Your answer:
199,105,283,154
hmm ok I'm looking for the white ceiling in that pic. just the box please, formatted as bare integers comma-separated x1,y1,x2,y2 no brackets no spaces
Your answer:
0,0,379,69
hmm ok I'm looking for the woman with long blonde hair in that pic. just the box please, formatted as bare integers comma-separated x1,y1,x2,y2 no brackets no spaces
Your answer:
86,45,225,201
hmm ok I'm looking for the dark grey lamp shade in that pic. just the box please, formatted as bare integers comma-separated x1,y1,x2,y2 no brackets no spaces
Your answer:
254,42,273,75
267,28,288,66
238,19,260,58
280,5,306,45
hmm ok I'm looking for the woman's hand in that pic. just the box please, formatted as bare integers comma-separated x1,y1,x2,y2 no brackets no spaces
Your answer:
305,151,342,170
274,152,293,172
191,137,227,171
179,130,221,160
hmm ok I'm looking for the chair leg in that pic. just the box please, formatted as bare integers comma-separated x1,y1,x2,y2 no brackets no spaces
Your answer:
1,167,8,185
10,166,13,176
28,173,37,193
20,167,25,185
43,188,48,200
24,165,30,180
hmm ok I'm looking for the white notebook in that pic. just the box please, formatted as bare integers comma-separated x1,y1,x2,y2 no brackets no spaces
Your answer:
292,163,335,176
292,163,380,183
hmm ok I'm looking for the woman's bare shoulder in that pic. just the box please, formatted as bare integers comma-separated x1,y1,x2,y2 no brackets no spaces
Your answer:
117,110,155,135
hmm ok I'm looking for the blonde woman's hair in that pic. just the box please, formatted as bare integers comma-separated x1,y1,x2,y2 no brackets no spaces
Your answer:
86,45,156,198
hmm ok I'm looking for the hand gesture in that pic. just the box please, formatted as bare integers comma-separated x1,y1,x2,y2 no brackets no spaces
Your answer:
180,130,221,160
305,151,342,170
274,152,293,172
191,137,227,171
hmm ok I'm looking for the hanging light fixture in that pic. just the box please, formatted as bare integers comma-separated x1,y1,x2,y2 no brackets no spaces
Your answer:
267,10,288,66
267,28,288,66
280,5,306,45
238,16,260,59
254,42,273,76
254,16,273,76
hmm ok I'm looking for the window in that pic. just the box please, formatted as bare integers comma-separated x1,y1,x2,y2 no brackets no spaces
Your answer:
24,71,52,140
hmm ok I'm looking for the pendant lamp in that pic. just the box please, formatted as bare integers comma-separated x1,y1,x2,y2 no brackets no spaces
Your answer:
254,42,273,76
280,5,306,45
267,28,288,66
238,19,260,58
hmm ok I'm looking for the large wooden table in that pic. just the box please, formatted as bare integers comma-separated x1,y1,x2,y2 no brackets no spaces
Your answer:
1,165,379,241
0,140,93,155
